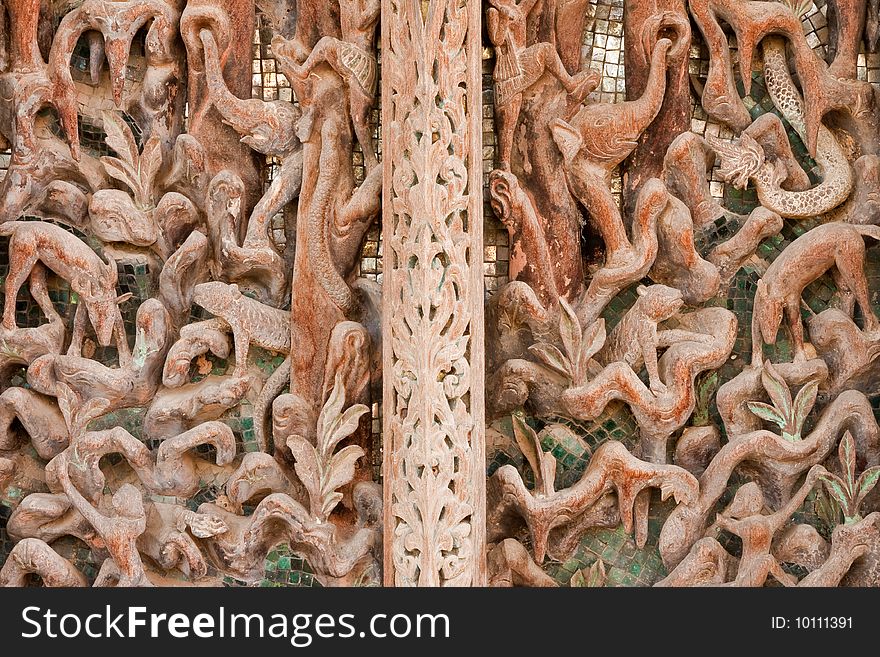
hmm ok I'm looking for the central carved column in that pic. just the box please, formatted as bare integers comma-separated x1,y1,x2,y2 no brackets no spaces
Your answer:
381,0,487,586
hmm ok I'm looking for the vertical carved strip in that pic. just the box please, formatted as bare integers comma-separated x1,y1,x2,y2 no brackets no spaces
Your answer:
382,0,486,586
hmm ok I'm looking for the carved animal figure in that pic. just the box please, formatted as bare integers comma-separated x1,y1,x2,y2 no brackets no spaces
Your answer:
712,469,825,587
0,538,88,587
199,30,303,253
487,0,600,170
192,281,291,376
53,450,150,587
0,221,131,361
599,285,689,395
550,36,674,268
650,195,721,305
282,0,380,170
751,222,880,366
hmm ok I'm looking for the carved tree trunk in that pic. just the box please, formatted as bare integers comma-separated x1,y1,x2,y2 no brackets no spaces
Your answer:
184,0,261,217
622,0,690,219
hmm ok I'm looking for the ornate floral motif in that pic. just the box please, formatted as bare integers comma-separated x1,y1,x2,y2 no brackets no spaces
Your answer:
382,0,485,586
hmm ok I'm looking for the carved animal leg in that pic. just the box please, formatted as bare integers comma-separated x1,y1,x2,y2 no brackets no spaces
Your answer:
642,326,665,395
579,178,632,267
708,208,783,284
290,36,339,79
834,247,880,331
350,89,378,171
663,132,723,227
766,556,796,586
656,329,714,347
495,94,522,170
67,304,88,358
156,421,236,477
831,267,857,318
786,301,806,362
26,263,59,322
2,250,37,330
243,153,303,250
533,42,600,102
654,537,730,586
254,355,291,453
113,311,132,367
488,539,558,587
231,324,250,377
751,310,765,367
826,0,869,79
93,558,122,587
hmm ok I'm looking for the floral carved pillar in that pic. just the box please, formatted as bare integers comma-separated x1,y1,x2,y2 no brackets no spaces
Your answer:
381,0,487,586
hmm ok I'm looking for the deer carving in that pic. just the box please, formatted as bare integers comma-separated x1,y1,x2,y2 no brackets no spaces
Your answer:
0,221,132,364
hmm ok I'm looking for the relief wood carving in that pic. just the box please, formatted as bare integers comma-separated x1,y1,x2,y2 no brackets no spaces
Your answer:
1,0,383,588
484,0,880,588
1,0,880,590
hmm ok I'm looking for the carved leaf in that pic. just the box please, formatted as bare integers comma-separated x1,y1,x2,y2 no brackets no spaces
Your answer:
100,156,143,202
815,486,841,527
791,378,818,437
782,0,813,19
511,414,555,497
570,559,606,587
139,134,163,200
558,298,582,373
319,400,370,461
323,444,366,517
512,414,541,486
856,466,880,510
102,111,139,169
287,435,323,518
528,343,572,379
575,318,606,385
818,472,854,522
290,373,369,520
839,431,857,493
55,383,78,435
745,401,787,430
761,361,792,419
165,134,208,194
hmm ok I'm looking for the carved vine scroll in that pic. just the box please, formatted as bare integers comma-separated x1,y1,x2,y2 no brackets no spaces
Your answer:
381,0,487,586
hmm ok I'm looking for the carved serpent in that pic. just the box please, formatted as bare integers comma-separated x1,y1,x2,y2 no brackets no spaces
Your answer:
710,36,852,218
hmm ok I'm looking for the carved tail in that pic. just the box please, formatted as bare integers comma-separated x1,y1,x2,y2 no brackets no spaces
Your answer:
308,121,358,315
254,355,291,452
855,224,880,242
199,30,261,139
